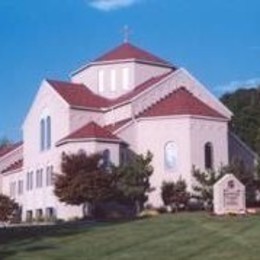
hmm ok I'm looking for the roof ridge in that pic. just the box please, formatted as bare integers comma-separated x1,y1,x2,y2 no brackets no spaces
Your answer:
138,86,227,119
94,42,173,67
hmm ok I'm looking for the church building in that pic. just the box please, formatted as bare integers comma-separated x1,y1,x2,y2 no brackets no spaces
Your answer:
0,41,247,221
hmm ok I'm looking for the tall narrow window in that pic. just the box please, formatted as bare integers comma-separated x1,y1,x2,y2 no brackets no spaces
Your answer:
46,166,54,186
36,169,43,188
10,182,16,197
123,68,130,90
18,180,23,195
165,142,178,171
111,69,116,91
27,171,33,191
40,119,45,151
46,116,51,149
205,142,214,170
98,70,104,93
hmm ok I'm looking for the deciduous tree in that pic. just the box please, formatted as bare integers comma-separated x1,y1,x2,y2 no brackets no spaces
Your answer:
0,194,19,224
54,151,114,216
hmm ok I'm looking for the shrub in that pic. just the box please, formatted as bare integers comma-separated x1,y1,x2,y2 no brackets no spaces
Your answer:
161,179,190,212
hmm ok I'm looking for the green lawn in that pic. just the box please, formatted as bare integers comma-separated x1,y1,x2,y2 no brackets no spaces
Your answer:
1,212,260,260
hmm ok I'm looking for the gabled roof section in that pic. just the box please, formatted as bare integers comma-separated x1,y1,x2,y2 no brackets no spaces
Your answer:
0,142,23,159
57,121,121,146
47,79,110,109
47,72,173,110
139,87,227,119
94,43,174,67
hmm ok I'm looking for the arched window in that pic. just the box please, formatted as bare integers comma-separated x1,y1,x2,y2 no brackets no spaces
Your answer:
46,116,51,149
205,142,214,170
40,116,51,151
165,142,178,171
103,149,111,167
40,119,45,151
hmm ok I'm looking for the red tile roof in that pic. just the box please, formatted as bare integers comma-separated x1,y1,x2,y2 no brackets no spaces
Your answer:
0,142,23,159
94,43,174,67
47,71,173,109
47,80,110,109
105,118,132,133
1,159,23,174
109,71,173,106
57,121,121,145
139,87,227,119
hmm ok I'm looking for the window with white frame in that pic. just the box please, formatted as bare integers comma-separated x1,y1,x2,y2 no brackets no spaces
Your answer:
164,141,178,171
122,67,130,90
111,69,116,91
40,116,52,151
98,70,104,93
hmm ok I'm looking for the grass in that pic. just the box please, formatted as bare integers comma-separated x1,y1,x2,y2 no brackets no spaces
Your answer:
1,212,260,260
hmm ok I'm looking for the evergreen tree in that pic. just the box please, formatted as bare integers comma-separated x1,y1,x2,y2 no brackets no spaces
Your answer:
221,86,260,155
114,151,153,213
0,137,11,149
192,168,224,211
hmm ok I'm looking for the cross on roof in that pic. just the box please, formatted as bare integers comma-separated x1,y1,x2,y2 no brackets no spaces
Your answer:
122,25,131,43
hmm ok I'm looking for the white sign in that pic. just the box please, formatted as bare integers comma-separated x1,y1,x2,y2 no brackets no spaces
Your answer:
213,174,246,215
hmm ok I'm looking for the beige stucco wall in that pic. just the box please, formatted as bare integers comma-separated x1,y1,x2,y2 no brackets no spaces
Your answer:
117,116,229,207
135,117,192,207
19,81,83,221
69,108,104,133
190,117,229,172
134,63,172,86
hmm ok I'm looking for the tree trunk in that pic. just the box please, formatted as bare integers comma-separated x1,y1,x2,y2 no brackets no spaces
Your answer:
135,200,141,215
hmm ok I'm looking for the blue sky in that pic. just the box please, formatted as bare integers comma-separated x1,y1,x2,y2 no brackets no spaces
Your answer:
0,0,259,141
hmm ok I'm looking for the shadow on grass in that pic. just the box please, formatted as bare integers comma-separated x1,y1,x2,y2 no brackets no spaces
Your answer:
0,219,138,259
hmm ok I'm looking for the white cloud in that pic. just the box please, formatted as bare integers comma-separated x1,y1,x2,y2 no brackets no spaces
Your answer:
214,78,260,96
88,0,142,11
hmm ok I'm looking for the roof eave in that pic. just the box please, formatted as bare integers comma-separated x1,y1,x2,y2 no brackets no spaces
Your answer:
56,137,123,147
70,58,174,77
2,167,23,176
0,144,23,162
137,114,229,122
